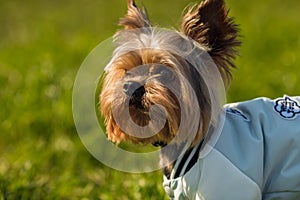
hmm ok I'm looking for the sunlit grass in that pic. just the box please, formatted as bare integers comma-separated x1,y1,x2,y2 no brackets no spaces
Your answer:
1,0,300,199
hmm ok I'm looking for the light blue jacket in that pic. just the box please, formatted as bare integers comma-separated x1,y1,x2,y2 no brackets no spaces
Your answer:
163,96,300,200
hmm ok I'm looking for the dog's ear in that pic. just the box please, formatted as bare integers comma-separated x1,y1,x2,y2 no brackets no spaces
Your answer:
181,0,241,84
119,0,151,29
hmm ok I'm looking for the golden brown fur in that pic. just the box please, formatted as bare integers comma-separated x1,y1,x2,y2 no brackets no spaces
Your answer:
100,0,240,175
181,0,241,85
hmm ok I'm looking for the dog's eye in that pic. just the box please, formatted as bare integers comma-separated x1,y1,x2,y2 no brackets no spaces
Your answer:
159,69,176,83
160,69,172,78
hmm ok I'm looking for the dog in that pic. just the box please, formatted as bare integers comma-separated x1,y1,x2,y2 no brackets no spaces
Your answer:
100,0,300,199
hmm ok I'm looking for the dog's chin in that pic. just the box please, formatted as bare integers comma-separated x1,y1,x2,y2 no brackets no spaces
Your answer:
125,97,178,146
124,123,173,146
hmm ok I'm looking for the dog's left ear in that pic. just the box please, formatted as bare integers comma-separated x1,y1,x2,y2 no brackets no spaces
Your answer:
181,0,241,84
119,0,151,29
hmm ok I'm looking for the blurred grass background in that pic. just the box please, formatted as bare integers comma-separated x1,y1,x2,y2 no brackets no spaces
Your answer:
1,0,300,199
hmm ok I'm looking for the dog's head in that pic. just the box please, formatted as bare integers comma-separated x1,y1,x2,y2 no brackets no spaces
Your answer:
100,0,240,147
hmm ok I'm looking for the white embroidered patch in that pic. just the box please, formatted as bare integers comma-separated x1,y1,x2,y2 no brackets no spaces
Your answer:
274,96,300,119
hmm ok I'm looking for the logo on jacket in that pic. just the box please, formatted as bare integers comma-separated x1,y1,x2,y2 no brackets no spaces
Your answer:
274,96,300,119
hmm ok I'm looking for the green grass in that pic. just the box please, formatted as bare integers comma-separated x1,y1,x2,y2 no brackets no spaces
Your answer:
1,0,300,199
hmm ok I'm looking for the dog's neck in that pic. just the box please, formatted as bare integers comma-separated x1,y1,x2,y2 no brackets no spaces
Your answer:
159,140,203,179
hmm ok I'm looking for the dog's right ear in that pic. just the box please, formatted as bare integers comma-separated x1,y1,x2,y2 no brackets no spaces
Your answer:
181,0,240,84
119,0,151,29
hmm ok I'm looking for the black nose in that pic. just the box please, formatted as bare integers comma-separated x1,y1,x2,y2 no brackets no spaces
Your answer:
123,81,145,97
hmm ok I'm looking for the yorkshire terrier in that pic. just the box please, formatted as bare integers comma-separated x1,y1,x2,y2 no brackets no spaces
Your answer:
100,0,300,199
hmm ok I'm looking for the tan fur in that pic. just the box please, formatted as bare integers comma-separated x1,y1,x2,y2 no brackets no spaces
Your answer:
101,50,190,145
119,0,151,30
100,0,240,164
181,0,241,86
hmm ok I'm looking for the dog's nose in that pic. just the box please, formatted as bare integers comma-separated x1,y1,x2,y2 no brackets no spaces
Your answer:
123,81,145,97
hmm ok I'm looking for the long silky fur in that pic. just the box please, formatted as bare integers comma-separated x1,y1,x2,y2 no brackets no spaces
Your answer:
181,0,241,85
119,0,151,30
100,0,240,177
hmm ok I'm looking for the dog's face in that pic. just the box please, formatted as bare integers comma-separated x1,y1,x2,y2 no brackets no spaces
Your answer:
100,0,240,147
101,46,211,146
101,49,182,145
